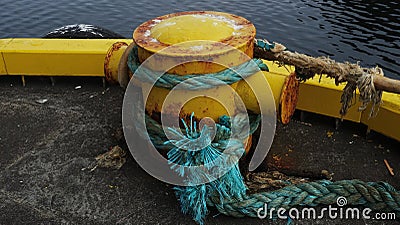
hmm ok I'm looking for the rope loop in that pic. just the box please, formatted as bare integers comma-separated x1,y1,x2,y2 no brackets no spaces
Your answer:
128,45,269,90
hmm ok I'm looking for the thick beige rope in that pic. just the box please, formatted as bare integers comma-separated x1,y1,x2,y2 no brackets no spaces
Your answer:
254,39,400,117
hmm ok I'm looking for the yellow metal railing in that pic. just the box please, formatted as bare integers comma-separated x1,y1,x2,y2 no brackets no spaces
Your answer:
0,38,132,78
0,38,399,142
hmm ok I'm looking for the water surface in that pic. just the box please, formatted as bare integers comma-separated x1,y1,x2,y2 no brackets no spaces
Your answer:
1,0,399,78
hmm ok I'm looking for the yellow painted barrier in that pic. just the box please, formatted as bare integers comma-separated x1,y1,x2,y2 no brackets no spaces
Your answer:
296,75,363,122
104,42,128,83
0,53,7,75
0,38,13,74
0,37,399,142
361,92,400,141
0,38,131,77
262,60,292,108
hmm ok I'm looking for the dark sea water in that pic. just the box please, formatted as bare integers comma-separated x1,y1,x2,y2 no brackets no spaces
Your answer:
1,0,399,79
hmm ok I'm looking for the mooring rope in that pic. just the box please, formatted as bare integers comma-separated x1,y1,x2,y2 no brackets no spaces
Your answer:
134,105,261,224
127,43,399,224
127,45,269,90
254,38,384,118
211,179,400,218
152,112,400,224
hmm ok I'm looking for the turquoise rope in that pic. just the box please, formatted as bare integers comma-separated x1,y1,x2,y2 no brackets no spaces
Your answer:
213,179,400,219
128,43,400,224
128,45,269,90
255,39,276,51
166,113,253,224
161,113,400,224
138,112,260,224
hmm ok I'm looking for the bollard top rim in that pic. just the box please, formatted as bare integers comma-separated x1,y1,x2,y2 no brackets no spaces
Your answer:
133,11,256,57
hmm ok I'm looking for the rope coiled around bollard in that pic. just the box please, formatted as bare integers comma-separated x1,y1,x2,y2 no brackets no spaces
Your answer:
127,44,269,90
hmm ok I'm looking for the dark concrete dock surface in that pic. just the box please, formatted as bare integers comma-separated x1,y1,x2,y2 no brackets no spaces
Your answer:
0,77,398,224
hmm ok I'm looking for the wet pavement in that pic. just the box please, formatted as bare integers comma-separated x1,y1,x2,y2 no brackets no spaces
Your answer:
0,76,398,225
